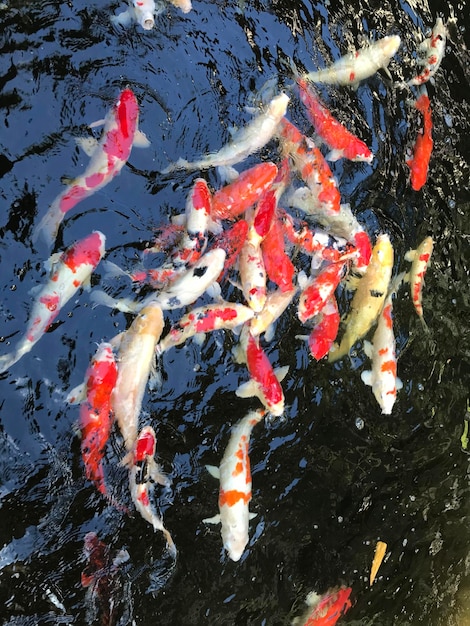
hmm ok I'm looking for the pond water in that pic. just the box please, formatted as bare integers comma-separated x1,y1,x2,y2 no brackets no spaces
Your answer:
0,0,469,624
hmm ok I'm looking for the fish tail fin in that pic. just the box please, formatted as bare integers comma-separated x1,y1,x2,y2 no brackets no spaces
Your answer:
419,314,430,334
32,202,63,248
0,351,20,375
160,158,190,174
89,289,140,313
162,526,177,559
101,259,132,281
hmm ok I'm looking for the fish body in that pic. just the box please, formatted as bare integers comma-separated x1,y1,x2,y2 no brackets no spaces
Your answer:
361,279,403,414
298,261,346,324
329,233,394,361
112,302,165,458
212,219,249,279
0,231,106,374
163,93,289,172
34,89,148,246
79,342,118,498
157,302,254,352
211,162,278,221
293,586,352,626
307,296,340,360
406,89,433,191
235,328,288,416
250,288,297,340
203,409,264,561
239,208,268,313
128,426,176,554
408,18,446,85
111,0,160,29
297,78,373,163
278,118,341,217
261,212,296,293
303,35,401,87
404,235,433,320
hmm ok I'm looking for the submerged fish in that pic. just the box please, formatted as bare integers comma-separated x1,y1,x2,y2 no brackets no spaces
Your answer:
33,89,149,246
111,0,161,30
407,17,447,86
406,87,433,191
0,230,106,374
203,409,264,561
404,235,433,322
292,586,352,626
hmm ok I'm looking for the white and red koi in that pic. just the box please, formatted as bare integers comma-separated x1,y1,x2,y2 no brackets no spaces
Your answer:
157,302,255,353
404,235,433,322
298,260,347,325
111,0,160,30
203,409,264,561
302,35,401,88
292,586,352,626
211,161,278,221
329,233,394,361
128,426,176,555
79,342,118,500
238,208,268,313
307,296,340,360
163,93,289,172
297,77,373,163
235,327,288,416
406,87,433,191
0,231,106,374
407,17,446,86
112,301,165,460
33,89,149,246
361,274,404,414
278,117,341,217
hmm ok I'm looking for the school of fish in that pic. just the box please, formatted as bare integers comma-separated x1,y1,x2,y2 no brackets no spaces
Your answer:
0,9,449,624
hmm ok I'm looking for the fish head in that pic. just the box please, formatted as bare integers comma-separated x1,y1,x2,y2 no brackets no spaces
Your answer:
220,504,249,562
132,0,156,30
381,34,401,60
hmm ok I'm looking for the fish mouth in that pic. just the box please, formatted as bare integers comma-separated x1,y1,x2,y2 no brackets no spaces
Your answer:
140,14,155,30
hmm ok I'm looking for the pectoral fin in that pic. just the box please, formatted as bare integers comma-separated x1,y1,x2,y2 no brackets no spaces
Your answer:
206,465,220,480
66,382,86,405
361,370,373,387
202,514,221,525
75,137,99,157
133,129,151,148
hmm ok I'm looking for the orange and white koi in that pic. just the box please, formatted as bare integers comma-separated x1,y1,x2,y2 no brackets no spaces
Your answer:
302,35,401,88
157,302,254,353
79,342,118,500
163,93,289,172
329,233,394,361
111,0,161,30
407,18,446,86
298,260,347,325
239,208,268,313
307,296,340,360
211,162,278,221
404,235,433,321
278,117,341,217
0,231,106,374
292,586,352,626
112,301,165,460
406,87,433,191
361,274,404,414
33,89,149,246
128,426,176,555
235,327,288,416
203,409,264,561
297,77,373,163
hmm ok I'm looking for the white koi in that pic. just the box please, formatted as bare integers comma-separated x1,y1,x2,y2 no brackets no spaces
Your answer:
0,231,106,374
303,35,401,88
162,93,289,172
361,274,405,414
203,409,264,561
111,0,161,30
112,301,165,460
408,18,447,86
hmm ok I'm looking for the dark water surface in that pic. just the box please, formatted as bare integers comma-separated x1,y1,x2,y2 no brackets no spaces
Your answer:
1,0,469,624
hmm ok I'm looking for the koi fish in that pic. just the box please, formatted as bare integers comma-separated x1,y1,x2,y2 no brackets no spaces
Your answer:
250,288,297,340
111,0,160,30
407,17,447,86
211,161,279,221
302,35,401,88
81,532,130,626
292,586,352,626
33,89,149,246
261,211,296,293
0,230,106,374
235,326,288,416
128,426,176,555
296,77,373,163
212,219,249,279
297,260,347,325
112,301,165,461
361,274,404,414
306,295,340,360
406,88,433,191
329,233,394,361
79,342,118,500
157,302,254,352
238,208,268,313
162,93,289,172
203,409,264,561
404,235,433,322
370,540,387,586
168,0,192,13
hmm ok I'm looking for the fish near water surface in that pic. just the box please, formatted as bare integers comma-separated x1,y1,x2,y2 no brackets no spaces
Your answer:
302,35,401,88
407,17,447,86
203,409,264,561
111,0,161,30
0,230,106,374
404,235,433,323
406,87,433,191
33,88,149,247
292,586,352,626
